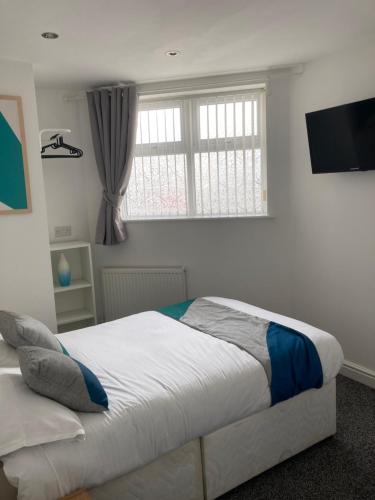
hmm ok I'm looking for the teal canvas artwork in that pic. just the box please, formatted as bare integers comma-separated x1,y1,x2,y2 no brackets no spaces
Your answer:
0,96,31,214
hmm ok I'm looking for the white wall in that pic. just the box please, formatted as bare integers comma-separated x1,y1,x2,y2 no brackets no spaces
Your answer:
92,77,293,321
289,38,375,372
35,39,375,375
38,75,292,322
36,89,90,243
0,60,56,330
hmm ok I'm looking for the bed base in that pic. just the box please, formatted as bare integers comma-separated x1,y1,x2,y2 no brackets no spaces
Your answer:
0,379,336,500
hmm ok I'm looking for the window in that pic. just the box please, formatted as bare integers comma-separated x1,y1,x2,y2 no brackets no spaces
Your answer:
124,89,267,220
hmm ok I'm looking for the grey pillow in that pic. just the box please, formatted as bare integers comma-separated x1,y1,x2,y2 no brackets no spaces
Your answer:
18,346,108,413
0,311,62,352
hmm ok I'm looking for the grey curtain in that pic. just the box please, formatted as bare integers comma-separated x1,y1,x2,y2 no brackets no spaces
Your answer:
87,85,138,245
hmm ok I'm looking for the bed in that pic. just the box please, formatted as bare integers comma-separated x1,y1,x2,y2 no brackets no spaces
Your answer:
0,297,343,500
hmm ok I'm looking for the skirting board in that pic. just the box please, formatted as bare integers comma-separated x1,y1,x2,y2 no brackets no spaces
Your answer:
341,359,375,389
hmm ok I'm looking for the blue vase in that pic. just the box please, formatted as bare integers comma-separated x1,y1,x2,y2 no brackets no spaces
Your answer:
58,253,71,287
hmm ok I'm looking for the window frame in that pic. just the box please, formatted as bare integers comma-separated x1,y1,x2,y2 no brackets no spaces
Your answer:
124,87,268,221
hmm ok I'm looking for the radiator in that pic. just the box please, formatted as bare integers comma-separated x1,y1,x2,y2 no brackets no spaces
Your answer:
102,266,187,321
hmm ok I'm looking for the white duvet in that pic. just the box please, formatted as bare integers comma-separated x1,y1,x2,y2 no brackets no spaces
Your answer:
2,298,343,500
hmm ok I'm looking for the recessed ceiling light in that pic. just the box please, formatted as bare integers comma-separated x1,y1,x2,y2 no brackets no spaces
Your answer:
41,32,59,39
165,50,181,57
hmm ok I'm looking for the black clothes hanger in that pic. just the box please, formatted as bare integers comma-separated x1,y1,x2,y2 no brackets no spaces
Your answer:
41,134,83,159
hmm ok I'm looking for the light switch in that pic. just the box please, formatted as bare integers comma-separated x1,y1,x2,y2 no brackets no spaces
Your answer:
54,225,72,238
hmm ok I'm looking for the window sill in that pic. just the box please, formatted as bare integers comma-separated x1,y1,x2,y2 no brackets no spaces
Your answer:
123,215,274,223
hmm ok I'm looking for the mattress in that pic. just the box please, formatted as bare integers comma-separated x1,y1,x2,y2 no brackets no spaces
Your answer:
1,297,343,500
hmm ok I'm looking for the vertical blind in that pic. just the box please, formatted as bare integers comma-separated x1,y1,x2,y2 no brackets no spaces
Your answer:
124,89,267,219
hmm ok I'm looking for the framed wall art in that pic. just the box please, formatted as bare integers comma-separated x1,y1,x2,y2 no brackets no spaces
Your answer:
0,95,31,214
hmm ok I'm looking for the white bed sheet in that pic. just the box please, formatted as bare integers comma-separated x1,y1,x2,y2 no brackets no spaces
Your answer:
2,298,343,500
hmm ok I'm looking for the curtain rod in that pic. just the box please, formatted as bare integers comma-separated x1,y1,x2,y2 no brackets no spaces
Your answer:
64,79,267,102
63,65,297,102
63,64,303,101
65,83,135,101
87,82,135,92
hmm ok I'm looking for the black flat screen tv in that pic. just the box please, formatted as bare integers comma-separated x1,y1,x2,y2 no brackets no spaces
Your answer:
305,97,375,174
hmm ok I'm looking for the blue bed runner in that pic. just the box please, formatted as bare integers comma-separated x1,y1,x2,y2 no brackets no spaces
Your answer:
159,298,323,405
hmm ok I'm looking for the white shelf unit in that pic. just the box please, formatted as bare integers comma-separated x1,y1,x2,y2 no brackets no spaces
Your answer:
50,241,97,333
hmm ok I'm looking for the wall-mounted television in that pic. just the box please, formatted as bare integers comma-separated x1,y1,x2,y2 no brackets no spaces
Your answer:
305,97,375,174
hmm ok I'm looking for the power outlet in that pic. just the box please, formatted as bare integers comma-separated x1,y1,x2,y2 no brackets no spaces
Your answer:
54,225,72,238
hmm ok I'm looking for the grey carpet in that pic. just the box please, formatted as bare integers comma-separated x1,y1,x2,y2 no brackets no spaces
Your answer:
220,375,375,500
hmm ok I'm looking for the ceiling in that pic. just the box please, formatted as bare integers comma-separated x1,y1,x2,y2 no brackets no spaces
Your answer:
0,0,374,88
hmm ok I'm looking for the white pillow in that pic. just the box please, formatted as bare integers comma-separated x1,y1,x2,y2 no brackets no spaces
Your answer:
0,335,19,369
0,372,85,457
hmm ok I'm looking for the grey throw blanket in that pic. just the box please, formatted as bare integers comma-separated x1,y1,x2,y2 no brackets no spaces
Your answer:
180,298,272,382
